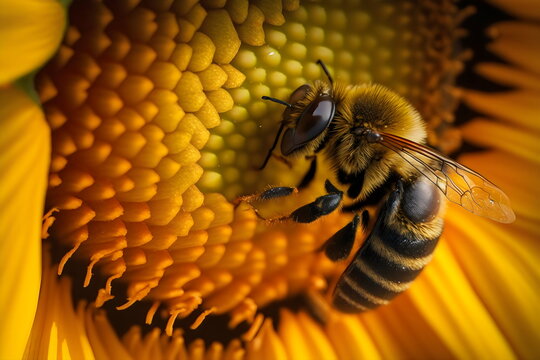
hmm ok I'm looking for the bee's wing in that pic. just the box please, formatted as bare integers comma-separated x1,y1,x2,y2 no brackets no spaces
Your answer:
379,132,516,223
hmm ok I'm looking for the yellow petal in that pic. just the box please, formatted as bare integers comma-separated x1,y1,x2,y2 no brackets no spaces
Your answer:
326,314,381,360
247,319,288,360
462,90,540,132
277,309,338,360
487,21,540,76
475,63,540,92
0,87,50,359
25,252,96,360
0,0,66,85
458,150,540,223
359,296,454,359
296,312,337,360
446,206,540,358
460,118,540,164
487,0,540,20
276,309,311,360
409,241,515,359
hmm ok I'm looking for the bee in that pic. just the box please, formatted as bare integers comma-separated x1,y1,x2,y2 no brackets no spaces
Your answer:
250,60,515,313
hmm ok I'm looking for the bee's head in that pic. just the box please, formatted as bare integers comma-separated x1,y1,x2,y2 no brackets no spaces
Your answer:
279,83,336,156
328,84,426,174
258,81,336,170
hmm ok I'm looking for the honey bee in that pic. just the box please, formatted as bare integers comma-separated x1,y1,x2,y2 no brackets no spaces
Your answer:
251,60,515,313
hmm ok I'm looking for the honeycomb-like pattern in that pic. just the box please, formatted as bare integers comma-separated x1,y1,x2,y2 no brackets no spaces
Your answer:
201,0,464,199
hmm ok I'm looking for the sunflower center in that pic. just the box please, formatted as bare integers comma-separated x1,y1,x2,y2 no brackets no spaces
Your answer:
38,0,462,336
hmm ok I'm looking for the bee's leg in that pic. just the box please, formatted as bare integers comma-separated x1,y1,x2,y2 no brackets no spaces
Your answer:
321,214,360,261
341,172,399,212
249,179,343,224
297,156,317,189
332,177,444,313
237,180,343,224
320,209,369,262
234,186,299,222
258,123,285,170
234,186,298,206
286,180,343,223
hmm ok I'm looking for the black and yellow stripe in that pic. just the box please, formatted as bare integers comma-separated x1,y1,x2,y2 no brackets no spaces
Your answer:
332,178,444,313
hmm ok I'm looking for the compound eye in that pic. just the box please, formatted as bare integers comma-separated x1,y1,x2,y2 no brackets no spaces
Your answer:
281,93,335,155
283,84,312,120
289,84,311,104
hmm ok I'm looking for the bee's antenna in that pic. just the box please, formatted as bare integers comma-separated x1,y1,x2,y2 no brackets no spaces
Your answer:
259,96,291,170
316,59,334,84
261,96,292,108
258,123,285,170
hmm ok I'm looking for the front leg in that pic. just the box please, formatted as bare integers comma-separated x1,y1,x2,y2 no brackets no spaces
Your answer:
289,181,343,223
237,180,344,224
265,180,343,224
297,156,318,190
235,186,298,205
290,194,340,222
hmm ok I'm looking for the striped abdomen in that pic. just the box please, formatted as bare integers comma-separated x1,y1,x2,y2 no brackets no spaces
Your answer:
333,177,444,313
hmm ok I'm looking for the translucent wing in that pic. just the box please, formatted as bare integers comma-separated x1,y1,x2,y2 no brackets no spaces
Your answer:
378,132,516,223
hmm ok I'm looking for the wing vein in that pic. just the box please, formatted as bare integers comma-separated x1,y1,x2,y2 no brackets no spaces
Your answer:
374,131,515,223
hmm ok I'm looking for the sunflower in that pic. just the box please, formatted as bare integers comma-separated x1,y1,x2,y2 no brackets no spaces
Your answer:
1,0,539,359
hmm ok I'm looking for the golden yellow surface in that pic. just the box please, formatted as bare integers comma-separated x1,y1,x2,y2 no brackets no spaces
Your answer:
1,0,539,359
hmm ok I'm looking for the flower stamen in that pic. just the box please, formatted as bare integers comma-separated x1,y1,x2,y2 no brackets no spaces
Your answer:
117,284,152,311
229,297,257,328
41,207,59,239
190,306,217,330
241,313,265,342
145,301,160,325
57,241,81,276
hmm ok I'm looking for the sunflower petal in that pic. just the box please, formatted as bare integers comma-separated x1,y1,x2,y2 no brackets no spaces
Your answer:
475,63,540,92
409,241,516,359
0,0,66,85
458,150,540,223
462,90,540,131
445,206,540,359
0,87,49,360
359,296,454,359
277,309,313,360
247,318,288,360
487,0,540,20
326,314,381,360
487,21,540,76
460,118,540,164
